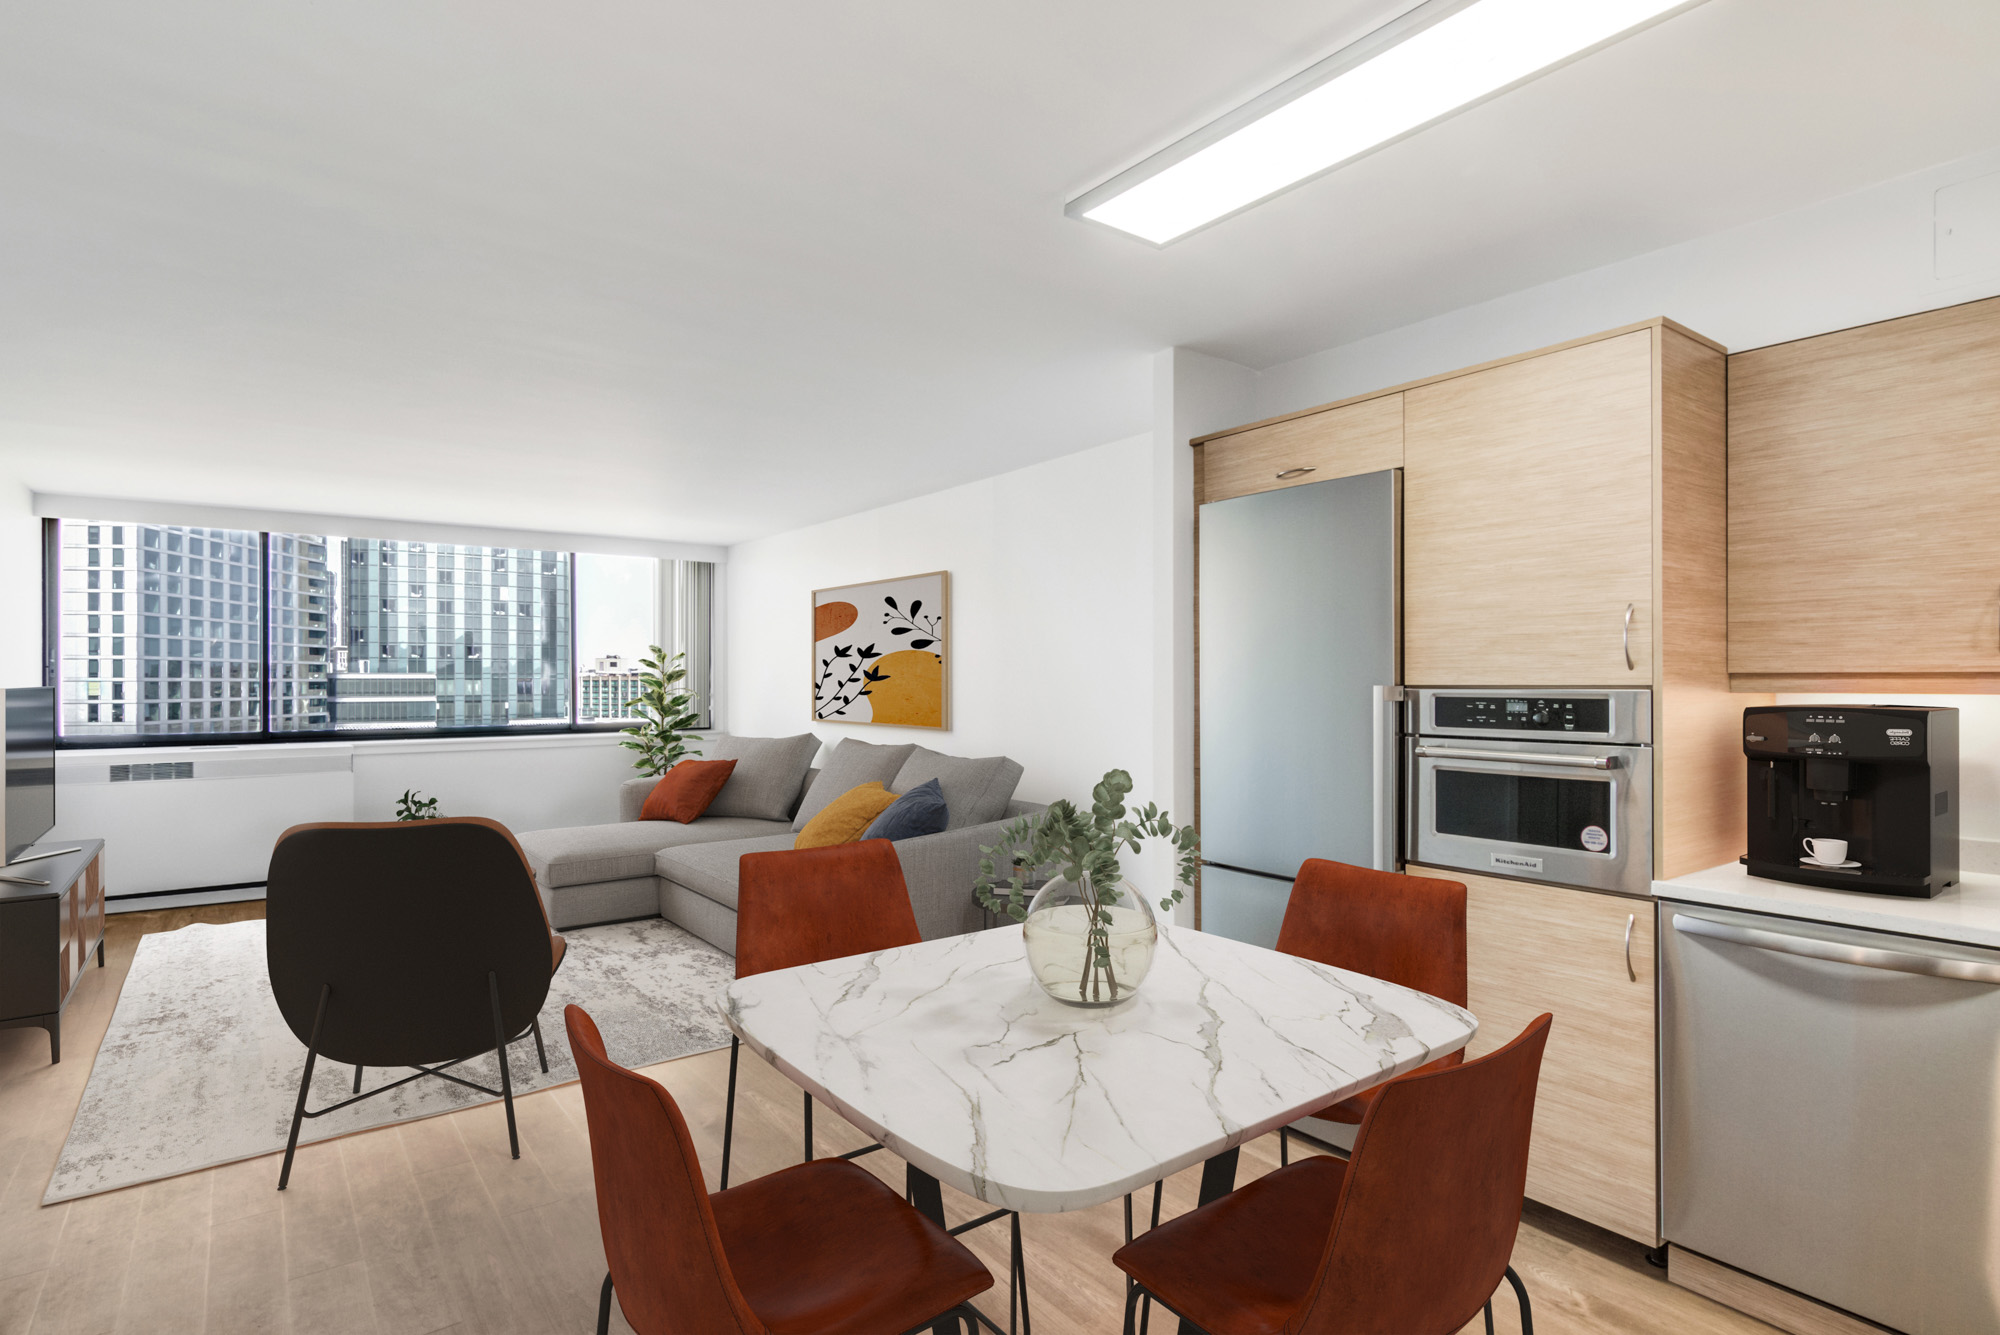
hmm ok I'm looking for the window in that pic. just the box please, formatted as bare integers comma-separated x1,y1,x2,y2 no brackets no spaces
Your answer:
50,519,713,742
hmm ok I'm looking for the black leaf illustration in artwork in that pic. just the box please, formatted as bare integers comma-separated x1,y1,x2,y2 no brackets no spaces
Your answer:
833,645,852,658
890,626,910,635
863,668,888,682
881,595,943,643
859,644,882,660
858,690,872,697
910,638,935,649
884,596,899,610
910,599,922,617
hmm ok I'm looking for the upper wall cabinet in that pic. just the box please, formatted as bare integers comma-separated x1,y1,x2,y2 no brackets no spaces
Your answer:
1198,393,1403,503
1404,330,1657,687
1728,296,2000,689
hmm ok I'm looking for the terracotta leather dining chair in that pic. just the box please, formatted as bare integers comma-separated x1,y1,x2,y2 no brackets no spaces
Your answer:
1274,858,1468,1164
720,838,924,1188
565,1004,992,1335
1114,1013,1554,1335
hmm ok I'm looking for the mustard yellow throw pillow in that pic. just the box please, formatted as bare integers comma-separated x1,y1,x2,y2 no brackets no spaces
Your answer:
794,781,901,849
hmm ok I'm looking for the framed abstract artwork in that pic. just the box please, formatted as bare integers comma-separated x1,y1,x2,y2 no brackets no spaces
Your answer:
811,571,950,728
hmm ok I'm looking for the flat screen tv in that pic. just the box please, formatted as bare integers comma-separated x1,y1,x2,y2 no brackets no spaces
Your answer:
6,687,56,864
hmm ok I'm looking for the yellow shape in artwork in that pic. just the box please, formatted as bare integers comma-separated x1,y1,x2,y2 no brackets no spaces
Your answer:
815,601,858,641
866,649,943,727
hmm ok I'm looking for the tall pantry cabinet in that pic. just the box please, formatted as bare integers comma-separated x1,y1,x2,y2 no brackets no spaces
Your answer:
1194,319,1741,1246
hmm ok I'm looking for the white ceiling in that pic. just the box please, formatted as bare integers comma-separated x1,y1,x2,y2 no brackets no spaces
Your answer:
3,0,1998,545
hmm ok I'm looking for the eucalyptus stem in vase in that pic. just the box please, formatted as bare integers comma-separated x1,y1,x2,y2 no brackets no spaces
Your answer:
974,769,1199,1007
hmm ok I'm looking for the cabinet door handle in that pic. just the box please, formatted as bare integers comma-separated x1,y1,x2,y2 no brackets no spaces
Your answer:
1624,913,1636,981
1622,603,1635,671
1275,466,1316,480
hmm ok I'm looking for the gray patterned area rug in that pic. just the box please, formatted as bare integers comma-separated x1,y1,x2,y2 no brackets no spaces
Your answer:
45,916,735,1203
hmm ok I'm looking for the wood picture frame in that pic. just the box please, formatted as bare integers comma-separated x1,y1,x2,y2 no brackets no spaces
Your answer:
810,571,950,729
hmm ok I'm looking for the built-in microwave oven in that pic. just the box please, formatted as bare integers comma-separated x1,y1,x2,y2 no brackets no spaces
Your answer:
1405,688,1653,897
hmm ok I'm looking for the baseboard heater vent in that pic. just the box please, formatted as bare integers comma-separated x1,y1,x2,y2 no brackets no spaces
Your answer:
109,761,196,782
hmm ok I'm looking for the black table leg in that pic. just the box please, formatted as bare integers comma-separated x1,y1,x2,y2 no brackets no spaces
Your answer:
1176,1147,1240,1333
907,1165,957,1335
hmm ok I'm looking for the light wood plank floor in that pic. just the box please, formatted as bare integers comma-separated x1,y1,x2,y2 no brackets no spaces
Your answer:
0,904,1779,1335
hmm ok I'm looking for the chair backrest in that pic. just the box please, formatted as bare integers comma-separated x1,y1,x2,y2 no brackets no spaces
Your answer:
265,818,557,1067
1276,859,1468,1009
734,840,923,979
565,1005,765,1335
1301,1014,1554,1334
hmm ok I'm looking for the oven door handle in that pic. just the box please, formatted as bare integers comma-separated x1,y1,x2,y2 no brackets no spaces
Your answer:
1412,744,1617,770
1674,913,2000,986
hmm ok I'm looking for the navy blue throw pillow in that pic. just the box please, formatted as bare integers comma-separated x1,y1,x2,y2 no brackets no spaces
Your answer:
863,778,949,842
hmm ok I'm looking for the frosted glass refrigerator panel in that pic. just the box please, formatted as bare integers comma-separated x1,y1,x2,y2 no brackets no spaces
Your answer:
1198,470,1398,895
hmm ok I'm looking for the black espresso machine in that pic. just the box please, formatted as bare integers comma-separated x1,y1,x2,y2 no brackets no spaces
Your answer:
1742,705,1958,897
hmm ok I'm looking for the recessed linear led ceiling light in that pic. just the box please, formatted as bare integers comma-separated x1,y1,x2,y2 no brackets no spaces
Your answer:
1069,0,1712,245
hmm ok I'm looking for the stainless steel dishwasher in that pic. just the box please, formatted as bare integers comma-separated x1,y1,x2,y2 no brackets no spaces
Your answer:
1661,902,2000,1334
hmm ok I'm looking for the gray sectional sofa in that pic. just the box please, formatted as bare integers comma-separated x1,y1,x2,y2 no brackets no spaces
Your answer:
516,734,1043,954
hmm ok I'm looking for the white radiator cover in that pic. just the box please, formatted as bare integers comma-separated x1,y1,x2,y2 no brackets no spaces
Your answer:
50,734,632,897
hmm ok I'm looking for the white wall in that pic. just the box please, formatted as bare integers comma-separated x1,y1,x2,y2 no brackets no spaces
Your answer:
0,478,42,687
1253,145,2000,417
725,432,1176,865
52,732,643,895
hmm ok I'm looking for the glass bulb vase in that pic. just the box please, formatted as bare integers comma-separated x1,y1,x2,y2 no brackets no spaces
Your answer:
1021,874,1158,1007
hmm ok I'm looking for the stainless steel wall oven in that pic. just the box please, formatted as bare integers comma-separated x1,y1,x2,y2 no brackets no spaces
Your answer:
1407,688,1652,896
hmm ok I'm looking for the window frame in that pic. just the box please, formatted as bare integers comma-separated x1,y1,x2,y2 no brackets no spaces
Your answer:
41,518,712,750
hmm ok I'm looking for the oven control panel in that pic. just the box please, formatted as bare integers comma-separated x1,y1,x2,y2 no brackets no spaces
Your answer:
1432,696,1613,733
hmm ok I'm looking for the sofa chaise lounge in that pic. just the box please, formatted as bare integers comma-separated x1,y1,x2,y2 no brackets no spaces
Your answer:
517,734,1043,954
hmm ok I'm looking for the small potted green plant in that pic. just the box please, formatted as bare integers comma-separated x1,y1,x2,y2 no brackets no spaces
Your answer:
395,789,440,821
619,646,704,776
975,769,1198,1007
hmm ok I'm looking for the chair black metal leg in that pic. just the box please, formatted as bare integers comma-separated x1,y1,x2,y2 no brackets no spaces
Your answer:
531,1015,548,1073
1123,1283,1144,1335
352,1064,363,1094
597,1270,614,1335
803,1089,813,1162
279,984,330,1191
1012,1208,1031,1335
1504,1264,1533,1335
721,1036,740,1189
1484,1299,1495,1334
488,972,519,1160
1280,1124,1289,1166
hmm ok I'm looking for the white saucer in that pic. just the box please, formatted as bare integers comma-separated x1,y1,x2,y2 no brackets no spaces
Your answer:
1801,858,1861,870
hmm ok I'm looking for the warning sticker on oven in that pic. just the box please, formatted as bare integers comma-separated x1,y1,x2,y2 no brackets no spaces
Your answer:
1580,825,1609,852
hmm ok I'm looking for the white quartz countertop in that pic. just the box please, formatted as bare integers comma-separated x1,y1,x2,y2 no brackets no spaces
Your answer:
722,923,1476,1214
1654,862,2000,949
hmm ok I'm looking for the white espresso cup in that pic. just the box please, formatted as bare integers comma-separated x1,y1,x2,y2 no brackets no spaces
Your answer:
1803,837,1848,864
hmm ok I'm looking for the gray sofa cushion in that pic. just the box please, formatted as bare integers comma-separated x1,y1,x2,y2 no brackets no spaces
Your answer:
655,833,798,912
699,734,822,821
890,747,1023,829
520,817,792,888
791,739,917,831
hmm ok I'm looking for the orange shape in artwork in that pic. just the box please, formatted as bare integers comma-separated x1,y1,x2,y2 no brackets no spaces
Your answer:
815,601,858,642
865,649,943,727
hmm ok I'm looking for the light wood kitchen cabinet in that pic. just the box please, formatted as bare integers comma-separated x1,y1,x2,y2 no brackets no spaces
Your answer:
1196,393,1403,503
1728,294,2000,690
1408,864,1659,1245
1403,330,1656,686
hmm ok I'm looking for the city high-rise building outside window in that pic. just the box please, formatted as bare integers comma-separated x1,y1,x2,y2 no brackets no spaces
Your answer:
51,519,711,741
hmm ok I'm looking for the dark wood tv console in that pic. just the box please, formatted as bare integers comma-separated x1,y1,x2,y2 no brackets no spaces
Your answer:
0,840,106,1062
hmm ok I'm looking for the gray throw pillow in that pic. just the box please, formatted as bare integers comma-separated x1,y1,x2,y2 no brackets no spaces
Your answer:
790,738,918,831
697,733,823,822
890,746,1024,829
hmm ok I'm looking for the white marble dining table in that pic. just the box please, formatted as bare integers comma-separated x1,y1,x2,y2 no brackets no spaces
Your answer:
720,921,1478,1218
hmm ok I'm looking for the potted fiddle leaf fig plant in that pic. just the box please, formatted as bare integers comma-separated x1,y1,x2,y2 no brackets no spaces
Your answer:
619,646,703,777
974,769,1198,1008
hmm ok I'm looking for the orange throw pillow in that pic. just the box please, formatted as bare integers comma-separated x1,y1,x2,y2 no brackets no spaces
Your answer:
640,759,738,824
794,781,901,849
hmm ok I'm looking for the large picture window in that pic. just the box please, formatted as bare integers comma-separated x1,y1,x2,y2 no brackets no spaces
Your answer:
51,519,712,743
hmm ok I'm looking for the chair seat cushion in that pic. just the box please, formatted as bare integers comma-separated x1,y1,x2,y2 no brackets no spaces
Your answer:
1113,1156,1346,1335
711,1158,992,1335
654,833,799,911
519,818,792,888
638,759,739,823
